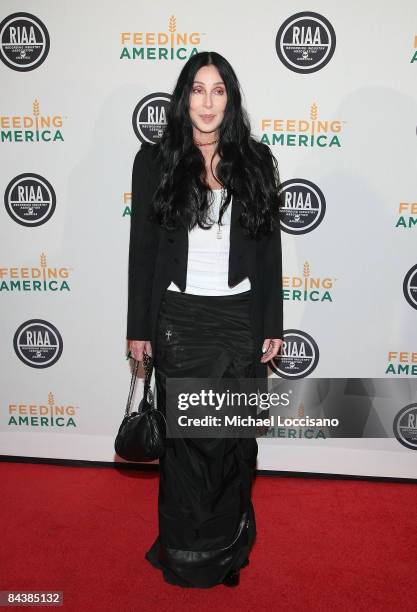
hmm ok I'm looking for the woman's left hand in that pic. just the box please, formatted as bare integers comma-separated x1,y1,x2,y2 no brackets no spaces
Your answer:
260,338,283,363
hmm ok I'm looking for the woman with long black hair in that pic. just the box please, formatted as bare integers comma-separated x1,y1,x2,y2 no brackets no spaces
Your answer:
127,51,283,588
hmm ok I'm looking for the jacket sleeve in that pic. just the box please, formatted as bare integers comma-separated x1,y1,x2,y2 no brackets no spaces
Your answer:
261,148,284,340
262,223,283,340
126,144,159,340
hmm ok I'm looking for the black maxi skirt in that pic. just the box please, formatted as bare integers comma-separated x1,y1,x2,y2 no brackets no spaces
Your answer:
145,287,258,588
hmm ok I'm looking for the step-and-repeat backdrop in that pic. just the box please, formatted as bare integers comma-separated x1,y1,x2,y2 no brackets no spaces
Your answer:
1,1,417,477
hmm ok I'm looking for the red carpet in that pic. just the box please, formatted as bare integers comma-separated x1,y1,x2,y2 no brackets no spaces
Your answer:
1,461,416,611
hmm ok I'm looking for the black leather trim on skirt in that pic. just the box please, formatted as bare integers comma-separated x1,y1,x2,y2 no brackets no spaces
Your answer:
145,288,259,588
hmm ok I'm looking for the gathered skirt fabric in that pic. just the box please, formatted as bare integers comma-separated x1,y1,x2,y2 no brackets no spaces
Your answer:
145,288,259,588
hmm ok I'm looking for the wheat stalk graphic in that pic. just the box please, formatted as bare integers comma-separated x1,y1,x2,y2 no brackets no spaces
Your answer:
33,99,40,131
169,15,176,48
304,261,310,291
48,392,54,406
169,15,176,32
310,103,317,121
298,403,305,418
40,251,46,281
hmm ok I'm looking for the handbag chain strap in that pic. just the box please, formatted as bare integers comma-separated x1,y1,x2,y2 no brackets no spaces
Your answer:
142,352,155,411
124,352,154,418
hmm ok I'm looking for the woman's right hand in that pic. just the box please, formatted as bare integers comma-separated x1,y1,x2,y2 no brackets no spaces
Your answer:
127,339,152,361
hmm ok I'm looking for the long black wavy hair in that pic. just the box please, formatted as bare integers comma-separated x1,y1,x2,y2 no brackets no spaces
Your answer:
151,51,281,240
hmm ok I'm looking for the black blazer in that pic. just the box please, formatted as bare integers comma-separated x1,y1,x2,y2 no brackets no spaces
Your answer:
126,142,283,379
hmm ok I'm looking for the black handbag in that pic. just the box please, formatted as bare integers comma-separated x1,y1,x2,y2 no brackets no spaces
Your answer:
114,352,166,462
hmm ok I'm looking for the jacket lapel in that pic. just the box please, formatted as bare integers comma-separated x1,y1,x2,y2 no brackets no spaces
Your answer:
228,196,248,287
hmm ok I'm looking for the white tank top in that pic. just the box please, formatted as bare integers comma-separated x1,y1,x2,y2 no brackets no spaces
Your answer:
167,189,251,295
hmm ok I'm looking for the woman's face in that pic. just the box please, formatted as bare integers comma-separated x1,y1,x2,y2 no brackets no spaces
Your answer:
188,65,227,136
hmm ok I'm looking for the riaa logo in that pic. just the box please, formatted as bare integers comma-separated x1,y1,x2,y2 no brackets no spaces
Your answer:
4,173,56,226
279,179,326,234
13,319,63,368
0,12,50,71
393,403,417,450
132,92,171,144
275,12,336,74
269,330,319,379
403,264,417,310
